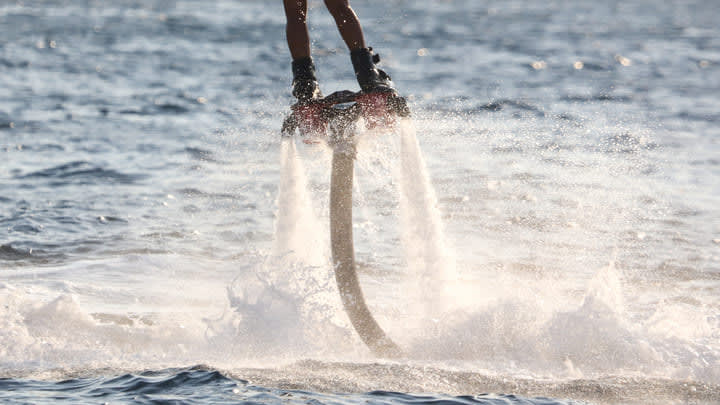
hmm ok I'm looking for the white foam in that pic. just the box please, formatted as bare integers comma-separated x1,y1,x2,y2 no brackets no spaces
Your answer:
406,260,719,382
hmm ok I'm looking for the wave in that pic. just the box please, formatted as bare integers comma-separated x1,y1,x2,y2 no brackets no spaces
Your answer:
18,161,145,185
0,243,67,265
0,367,239,404
0,362,717,405
232,360,720,405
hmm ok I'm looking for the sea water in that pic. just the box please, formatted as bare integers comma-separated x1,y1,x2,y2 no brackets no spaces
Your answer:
1,0,719,404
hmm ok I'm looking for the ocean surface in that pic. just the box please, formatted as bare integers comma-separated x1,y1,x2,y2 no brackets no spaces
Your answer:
1,0,719,404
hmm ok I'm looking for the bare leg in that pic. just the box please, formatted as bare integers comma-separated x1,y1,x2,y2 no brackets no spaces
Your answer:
324,0,366,51
283,0,311,59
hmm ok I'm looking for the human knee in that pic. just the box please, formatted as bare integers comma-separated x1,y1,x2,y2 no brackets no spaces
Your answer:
324,0,352,19
284,0,308,24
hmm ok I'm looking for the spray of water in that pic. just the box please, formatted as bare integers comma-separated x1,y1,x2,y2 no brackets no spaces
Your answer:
397,120,458,318
274,138,328,266
218,138,355,358
2,111,718,396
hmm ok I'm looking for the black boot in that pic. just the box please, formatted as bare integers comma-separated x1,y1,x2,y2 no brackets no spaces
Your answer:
291,57,322,103
350,47,396,94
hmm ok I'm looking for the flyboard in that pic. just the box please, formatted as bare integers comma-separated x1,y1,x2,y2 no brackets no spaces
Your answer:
282,90,410,357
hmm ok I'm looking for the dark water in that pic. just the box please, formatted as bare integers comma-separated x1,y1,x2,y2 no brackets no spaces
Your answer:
1,0,719,404
0,367,585,405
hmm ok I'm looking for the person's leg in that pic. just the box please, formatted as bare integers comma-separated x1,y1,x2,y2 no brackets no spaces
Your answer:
323,0,366,51
284,0,322,101
283,0,311,59
324,0,394,93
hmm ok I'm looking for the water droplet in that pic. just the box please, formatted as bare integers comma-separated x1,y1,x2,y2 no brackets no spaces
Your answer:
531,60,547,70
615,54,632,66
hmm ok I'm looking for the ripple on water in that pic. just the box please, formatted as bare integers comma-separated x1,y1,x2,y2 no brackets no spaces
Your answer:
17,161,145,185
0,367,589,405
0,243,67,265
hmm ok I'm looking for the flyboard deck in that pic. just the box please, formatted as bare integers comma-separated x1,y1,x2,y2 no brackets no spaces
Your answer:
282,90,409,357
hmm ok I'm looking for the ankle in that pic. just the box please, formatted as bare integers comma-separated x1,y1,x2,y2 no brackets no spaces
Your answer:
292,57,317,79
